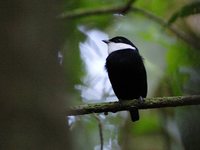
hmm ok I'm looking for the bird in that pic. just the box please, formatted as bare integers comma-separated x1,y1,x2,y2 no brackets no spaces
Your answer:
103,36,147,122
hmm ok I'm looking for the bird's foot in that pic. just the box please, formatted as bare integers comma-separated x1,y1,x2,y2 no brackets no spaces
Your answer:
138,96,145,104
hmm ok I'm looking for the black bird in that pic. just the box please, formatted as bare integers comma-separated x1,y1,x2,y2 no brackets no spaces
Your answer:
103,36,147,122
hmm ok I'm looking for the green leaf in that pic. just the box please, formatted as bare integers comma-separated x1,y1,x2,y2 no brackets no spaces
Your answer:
168,1,200,25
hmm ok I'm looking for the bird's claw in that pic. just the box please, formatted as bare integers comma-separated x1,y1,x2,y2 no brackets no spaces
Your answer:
139,96,145,103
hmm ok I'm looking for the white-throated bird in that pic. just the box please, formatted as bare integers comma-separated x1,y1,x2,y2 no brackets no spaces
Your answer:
103,36,147,122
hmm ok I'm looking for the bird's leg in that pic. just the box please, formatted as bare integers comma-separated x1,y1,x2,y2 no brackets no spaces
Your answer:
138,96,145,103
118,100,123,107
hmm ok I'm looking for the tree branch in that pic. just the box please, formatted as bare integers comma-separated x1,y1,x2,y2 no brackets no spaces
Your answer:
131,7,200,50
93,114,104,150
59,4,200,49
66,95,200,116
59,0,135,19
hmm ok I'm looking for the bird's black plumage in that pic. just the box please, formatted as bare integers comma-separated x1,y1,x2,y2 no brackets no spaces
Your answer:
104,36,147,122
108,36,137,49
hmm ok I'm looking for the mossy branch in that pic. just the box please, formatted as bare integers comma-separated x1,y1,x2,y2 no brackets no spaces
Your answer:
66,95,200,116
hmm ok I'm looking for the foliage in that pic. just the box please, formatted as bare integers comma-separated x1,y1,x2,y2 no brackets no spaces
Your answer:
168,1,200,25
64,0,200,150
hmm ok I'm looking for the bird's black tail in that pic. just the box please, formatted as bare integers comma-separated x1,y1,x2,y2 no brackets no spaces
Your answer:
129,108,139,122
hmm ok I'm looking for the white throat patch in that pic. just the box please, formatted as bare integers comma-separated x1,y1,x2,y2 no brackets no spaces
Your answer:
107,42,136,54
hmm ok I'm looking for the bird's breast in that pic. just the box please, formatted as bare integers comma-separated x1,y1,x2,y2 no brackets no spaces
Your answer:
105,49,147,100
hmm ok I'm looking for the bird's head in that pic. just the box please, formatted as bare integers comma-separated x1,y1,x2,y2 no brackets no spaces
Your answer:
102,36,138,54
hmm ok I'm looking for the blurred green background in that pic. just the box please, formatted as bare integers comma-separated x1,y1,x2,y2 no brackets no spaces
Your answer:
63,0,200,150
4,0,200,150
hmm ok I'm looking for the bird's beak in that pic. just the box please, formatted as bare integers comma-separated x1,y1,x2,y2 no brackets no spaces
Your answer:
102,40,109,44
